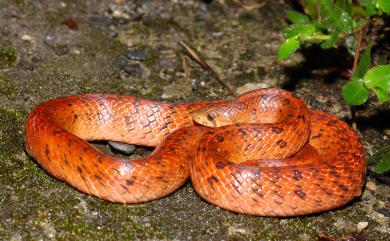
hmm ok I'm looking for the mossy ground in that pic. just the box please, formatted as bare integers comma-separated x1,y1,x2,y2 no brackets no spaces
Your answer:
0,1,389,240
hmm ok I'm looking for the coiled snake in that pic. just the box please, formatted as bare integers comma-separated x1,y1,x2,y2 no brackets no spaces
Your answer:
24,88,366,216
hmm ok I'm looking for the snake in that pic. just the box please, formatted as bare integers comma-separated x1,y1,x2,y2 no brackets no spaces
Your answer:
24,88,366,216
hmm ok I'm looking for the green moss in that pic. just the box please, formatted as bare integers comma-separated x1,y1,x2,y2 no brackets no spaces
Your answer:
129,22,151,35
140,47,159,67
0,75,15,96
15,0,37,12
0,108,24,159
0,47,17,69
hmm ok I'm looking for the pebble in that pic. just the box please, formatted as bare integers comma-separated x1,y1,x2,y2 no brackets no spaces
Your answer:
384,129,390,136
127,49,148,61
357,221,368,230
227,226,251,235
72,49,81,55
111,55,127,69
21,34,33,41
108,141,136,155
123,63,143,78
44,34,55,45
109,31,118,39
53,44,69,56
113,10,130,20
366,181,377,191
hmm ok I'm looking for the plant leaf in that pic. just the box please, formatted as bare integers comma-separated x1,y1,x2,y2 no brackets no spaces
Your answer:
278,38,300,61
283,24,316,39
320,0,354,34
378,0,390,13
320,32,339,49
286,10,310,24
372,150,390,174
336,0,352,15
357,0,378,16
373,88,390,102
363,65,390,102
342,80,369,105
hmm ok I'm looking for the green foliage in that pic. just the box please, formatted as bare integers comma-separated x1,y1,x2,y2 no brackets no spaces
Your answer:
278,38,300,60
377,0,390,13
372,153,390,174
278,0,390,107
364,65,390,101
278,0,374,59
343,43,371,105
278,1,390,174
372,155,390,175
286,10,310,23
369,146,390,175
342,80,369,105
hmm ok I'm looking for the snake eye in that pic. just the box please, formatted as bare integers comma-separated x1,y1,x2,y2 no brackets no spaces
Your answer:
207,113,215,121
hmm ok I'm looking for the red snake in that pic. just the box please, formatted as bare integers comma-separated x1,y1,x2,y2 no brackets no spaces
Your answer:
24,88,366,216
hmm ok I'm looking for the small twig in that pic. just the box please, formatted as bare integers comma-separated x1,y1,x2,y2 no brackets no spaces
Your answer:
350,27,365,130
179,40,237,96
352,27,365,73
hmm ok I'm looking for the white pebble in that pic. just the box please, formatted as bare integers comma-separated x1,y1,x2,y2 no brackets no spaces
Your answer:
357,221,368,230
366,181,377,191
21,34,33,41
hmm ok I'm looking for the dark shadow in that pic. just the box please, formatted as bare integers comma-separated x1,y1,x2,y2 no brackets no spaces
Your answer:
355,108,390,131
282,46,353,91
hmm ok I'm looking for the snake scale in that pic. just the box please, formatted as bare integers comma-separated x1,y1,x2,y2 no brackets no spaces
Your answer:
24,88,366,216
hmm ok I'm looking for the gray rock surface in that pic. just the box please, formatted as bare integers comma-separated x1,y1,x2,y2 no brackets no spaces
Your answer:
0,0,389,240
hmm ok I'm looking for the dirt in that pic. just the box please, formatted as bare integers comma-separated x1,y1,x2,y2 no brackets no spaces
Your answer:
0,0,389,240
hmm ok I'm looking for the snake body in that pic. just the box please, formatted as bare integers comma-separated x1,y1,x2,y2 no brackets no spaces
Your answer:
24,89,366,216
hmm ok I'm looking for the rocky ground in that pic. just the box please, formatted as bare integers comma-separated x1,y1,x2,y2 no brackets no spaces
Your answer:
0,0,389,240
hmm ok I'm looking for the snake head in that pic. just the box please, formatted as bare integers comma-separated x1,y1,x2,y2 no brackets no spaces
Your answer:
192,101,242,127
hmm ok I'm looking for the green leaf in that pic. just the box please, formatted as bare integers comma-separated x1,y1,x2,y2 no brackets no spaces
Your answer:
286,10,310,24
342,80,369,105
351,6,370,17
373,88,390,102
336,0,352,15
320,32,339,49
278,38,300,61
320,1,354,34
355,1,377,16
370,146,390,175
351,43,372,81
378,0,390,13
358,0,375,6
372,149,390,174
363,65,390,102
282,24,317,39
